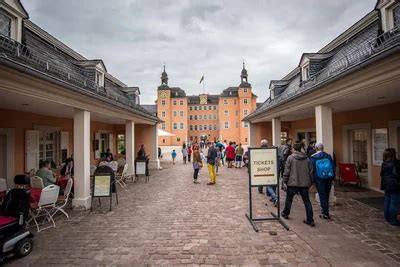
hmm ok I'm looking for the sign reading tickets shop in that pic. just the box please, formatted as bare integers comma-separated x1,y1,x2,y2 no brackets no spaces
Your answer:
249,148,278,186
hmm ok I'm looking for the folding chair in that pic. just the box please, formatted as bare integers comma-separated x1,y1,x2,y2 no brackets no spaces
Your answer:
28,184,60,232
30,176,44,189
52,178,73,219
338,163,362,187
115,163,130,188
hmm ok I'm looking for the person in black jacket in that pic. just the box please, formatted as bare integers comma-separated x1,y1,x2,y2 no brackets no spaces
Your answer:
61,158,74,177
380,148,400,226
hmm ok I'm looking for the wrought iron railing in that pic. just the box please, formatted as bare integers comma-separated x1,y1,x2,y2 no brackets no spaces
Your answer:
260,25,400,112
0,33,152,116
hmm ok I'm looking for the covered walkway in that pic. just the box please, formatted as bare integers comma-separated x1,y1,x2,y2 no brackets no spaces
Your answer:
7,160,399,266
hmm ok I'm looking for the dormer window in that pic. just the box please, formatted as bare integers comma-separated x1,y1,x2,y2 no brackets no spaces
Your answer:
0,0,28,43
270,85,275,100
378,0,400,31
394,3,400,27
302,64,310,81
0,11,11,37
95,70,104,87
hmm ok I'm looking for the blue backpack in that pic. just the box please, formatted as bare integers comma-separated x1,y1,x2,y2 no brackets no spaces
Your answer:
315,158,334,179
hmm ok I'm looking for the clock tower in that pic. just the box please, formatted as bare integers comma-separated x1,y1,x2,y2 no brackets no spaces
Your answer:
157,65,172,145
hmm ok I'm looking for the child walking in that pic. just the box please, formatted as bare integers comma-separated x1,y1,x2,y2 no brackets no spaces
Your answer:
171,149,177,165
192,145,202,183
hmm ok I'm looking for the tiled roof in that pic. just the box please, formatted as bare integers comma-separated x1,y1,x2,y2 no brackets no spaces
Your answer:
170,87,187,98
142,105,157,114
220,87,239,97
187,95,219,105
0,21,158,122
249,16,400,119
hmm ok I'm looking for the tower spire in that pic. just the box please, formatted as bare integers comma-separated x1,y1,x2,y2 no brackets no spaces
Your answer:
161,63,168,86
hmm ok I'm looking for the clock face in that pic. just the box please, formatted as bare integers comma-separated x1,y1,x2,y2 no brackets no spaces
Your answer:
200,95,207,105
159,91,167,99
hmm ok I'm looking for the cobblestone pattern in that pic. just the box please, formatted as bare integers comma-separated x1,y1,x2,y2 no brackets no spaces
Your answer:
5,160,399,266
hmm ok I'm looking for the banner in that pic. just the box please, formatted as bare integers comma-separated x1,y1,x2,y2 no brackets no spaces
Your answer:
249,148,278,186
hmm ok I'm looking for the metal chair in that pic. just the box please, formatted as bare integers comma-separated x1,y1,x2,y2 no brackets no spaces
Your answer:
28,184,60,232
52,178,73,219
30,176,44,189
115,163,129,188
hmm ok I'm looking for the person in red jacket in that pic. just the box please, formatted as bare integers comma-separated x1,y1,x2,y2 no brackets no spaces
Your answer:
188,146,193,163
225,142,236,168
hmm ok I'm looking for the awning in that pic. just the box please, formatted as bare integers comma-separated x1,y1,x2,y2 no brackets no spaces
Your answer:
157,129,175,137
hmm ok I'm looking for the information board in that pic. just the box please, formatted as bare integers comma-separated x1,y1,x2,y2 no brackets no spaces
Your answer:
249,148,278,186
136,161,146,175
93,175,111,197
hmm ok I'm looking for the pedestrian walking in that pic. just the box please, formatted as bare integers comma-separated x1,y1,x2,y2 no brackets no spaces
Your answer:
182,143,188,164
171,149,177,165
380,148,400,226
235,143,244,168
281,142,315,227
310,143,335,220
207,142,217,185
216,147,222,174
192,144,202,184
225,142,235,168
188,146,192,163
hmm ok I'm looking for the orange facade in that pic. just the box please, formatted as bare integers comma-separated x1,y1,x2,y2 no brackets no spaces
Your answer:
157,87,257,146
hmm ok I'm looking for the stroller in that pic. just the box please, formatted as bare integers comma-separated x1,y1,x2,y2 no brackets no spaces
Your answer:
0,189,34,262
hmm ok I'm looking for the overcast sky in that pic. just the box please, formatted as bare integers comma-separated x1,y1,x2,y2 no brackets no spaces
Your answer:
22,0,376,104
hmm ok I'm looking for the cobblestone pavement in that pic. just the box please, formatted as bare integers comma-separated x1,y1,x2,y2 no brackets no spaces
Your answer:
6,160,399,266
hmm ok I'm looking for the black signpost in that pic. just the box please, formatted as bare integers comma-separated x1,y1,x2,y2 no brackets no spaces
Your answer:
91,165,118,211
245,147,289,232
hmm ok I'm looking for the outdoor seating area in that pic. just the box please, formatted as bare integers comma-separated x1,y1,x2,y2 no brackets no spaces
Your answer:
0,158,144,233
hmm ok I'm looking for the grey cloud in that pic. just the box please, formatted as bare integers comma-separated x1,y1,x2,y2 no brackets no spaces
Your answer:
22,0,376,104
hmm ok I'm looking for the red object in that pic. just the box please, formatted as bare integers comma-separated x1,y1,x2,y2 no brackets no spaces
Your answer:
30,188,42,204
188,147,192,155
338,163,361,186
0,216,17,227
226,145,235,159
57,176,69,189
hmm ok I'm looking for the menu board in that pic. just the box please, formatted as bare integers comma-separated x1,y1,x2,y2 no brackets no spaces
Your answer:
372,128,388,166
249,148,278,186
93,175,111,197
136,161,146,175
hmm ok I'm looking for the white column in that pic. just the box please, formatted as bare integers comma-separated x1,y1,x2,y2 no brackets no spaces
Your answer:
249,122,257,147
315,104,336,204
315,105,333,155
272,117,281,146
149,125,160,170
125,121,135,176
72,109,91,209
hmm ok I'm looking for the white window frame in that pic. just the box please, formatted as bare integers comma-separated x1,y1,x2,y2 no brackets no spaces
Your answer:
243,121,249,128
224,110,229,116
161,123,166,130
243,109,249,116
0,4,26,43
173,123,177,130
243,98,248,105
224,122,229,129
173,100,177,105
173,111,177,117
180,111,184,116
190,125,193,131
161,111,166,117
244,88,248,93
161,100,166,106
180,123,184,129
180,100,184,105
223,99,228,105
95,70,105,87
379,0,400,31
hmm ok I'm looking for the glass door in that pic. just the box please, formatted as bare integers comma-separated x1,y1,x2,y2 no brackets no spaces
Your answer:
350,129,368,180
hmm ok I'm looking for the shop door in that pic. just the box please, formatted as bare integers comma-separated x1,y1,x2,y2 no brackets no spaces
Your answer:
350,129,368,181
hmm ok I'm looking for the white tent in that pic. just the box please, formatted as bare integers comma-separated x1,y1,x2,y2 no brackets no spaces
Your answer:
157,129,175,137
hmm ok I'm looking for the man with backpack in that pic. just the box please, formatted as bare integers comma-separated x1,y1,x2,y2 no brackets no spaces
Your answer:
281,142,315,227
310,143,335,220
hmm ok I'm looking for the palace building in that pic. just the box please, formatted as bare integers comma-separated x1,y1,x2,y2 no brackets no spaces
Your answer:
149,64,258,146
246,0,400,191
